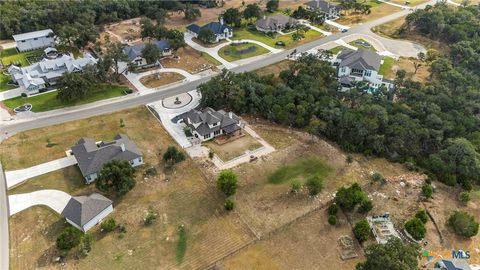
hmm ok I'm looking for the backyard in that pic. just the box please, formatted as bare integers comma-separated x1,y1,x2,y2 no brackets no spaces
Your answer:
218,42,269,62
0,71,16,91
3,84,129,113
139,72,185,88
378,56,396,78
204,132,263,161
232,28,323,49
0,47,43,66
160,46,220,73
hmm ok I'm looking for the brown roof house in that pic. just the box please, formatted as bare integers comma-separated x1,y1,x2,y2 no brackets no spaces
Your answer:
182,107,243,141
71,134,143,184
61,193,113,232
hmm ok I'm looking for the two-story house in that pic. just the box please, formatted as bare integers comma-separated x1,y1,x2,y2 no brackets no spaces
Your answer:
256,14,298,33
305,0,342,19
122,40,172,68
182,107,243,141
186,18,233,43
13,29,56,52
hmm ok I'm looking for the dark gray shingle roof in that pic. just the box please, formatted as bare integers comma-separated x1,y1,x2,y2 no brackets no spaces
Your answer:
122,40,170,61
338,48,382,71
306,0,340,12
256,14,297,31
183,107,240,136
71,134,142,177
186,22,231,35
61,193,112,228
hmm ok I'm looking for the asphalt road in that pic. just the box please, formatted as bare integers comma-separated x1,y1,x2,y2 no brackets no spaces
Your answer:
0,2,436,268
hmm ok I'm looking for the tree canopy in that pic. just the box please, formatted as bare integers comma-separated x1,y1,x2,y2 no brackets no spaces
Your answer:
217,170,238,197
95,160,136,196
141,43,161,64
447,210,479,238
356,238,420,270
198,28,216,44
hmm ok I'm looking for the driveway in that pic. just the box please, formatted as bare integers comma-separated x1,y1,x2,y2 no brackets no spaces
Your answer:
8,189,71,216
185,33,237,69
5,155,78,189
325,20,350,31
0,87,23,101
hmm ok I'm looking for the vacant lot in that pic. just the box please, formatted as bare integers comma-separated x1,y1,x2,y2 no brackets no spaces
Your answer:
7,106,256,270
160,46,220,73
382,56,430,82
336,1,401,26
233,28,323,49
255,60,292,78
204,132,262,161
139,72,185,88
218,43,269,62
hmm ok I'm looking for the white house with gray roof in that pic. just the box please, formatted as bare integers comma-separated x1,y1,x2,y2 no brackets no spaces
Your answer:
70,134,143,184
8,53,97,95
256,14,298,33
182,107,243,141
13,29,55,52
305,0,342,19
61,193,113,232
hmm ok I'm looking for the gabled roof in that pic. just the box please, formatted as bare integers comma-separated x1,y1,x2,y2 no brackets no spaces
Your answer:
61,193,112,229
122,40,170,61
256,14,297,30
431,259,472,270
338,48,382,71
186,21,231,35
12,29,54,41
71,134,142,177
183,107,240,136
306,0,340,12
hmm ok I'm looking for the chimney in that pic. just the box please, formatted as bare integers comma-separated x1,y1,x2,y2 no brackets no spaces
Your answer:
263,15,266,20
228,111,233,119
220,16,224,25
121,143,125,152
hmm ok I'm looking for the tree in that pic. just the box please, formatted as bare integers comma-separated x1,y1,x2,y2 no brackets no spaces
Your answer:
163,146,186,165
353,219,370,243
141,43,161,64
415,209,428,224
421,183,433,199
184,4,201,21
459,191,471,204
223,8,242,27
328,203,339,216
306,175,323,196
166,30,186,52
105,42,129,80
356,238,420,270
359,199,373,213
56,72,92,102
266,0,279,12
410,57,422,74
80,233,95,255
56,226,83,251
100,218,117,232
447,210,479,238
328,215,337,225
217,169,238,197
405,217,426,240
335,183,367,211
95,160,136,196
224,198,235,211
243,3,262,22
198,28,216,44
140,18,156,39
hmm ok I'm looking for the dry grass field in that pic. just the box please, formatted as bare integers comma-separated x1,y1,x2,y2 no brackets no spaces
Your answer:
160,46,221,73
139,72,186,88
336,1,401,26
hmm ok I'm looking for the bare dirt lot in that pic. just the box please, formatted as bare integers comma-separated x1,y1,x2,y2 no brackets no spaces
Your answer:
204,132,262,161
160,46,220,73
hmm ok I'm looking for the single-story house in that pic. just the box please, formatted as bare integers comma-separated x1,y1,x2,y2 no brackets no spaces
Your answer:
12,29,55,52
335,48,393,90
182,107,243,141
8,53,97,95
122,40,172,67
305,0,342,19
256,14,298,33
186,18,233,43
70,134,143,184
61,193,113,232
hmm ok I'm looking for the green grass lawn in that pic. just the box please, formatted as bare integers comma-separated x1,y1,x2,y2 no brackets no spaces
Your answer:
329,46,348,55
4,84,129,112
0,71,16,91
232,28,323,49
267,156,332,184
379,57,396,76
0,48,43,66
348,39,377,52
218,43,269,62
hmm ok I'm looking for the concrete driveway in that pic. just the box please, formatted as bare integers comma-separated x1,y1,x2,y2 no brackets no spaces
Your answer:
5,155,78,189
0,87,23,101
8,189,72,216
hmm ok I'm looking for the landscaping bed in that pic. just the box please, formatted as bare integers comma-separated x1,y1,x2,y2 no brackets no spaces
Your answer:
218,42,269,62
139,72,185,88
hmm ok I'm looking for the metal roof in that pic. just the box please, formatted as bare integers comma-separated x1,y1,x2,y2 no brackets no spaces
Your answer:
12,29,54,41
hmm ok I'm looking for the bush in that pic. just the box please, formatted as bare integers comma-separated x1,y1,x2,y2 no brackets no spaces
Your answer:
224,198,235,211
421,183,433,199
353,219,371,243
163,146,186,165
335,183,367,211
80,233,95,255
144,209,157,225
145,167,158,176
21,93,27,98
56,227,83,251
208,151,214,159
217,170,238,197
447,211,479,238
328,203,339,216
306,175,323,196
100,218,117,232
346,154,353,164
328,215,337,225
405,218,426,241
459,192,471,204
359,199,373,213
183,127,193,137
371,172,384,183
415,209,428,224
290,179,302,194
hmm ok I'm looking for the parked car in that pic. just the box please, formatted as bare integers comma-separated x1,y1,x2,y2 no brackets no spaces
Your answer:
275,41,286,47
341,29,348,33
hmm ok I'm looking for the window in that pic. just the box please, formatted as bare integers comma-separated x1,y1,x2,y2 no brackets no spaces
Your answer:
34,38,38,40
340,67,346,73
364,70,372,77
204,133,211,139
214,130,221,136
212,122,217,126
21,40,26,43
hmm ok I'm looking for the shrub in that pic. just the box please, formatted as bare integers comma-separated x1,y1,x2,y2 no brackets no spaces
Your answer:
447,211,479,238
459,192,471,204
184,127,193,137
80,233,95,255
163,146,186,165
328,203,339,216
335,183,367,211
100,218,117,232
290,179,302,194
405,218,426,241
346,154,353,164
145,167,158,176
353,219,371,243
359,199,373,213
56,227,83,251
217,170,238,197
306,175,323,196
208,151,214,159
144,209,157,225
21,93,27,98
415,209,428,224
371,172,384,183
328,215,337,225
421,183,433,199
224,198,235,211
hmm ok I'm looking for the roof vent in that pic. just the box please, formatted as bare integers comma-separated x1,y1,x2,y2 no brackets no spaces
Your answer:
121,143,125,152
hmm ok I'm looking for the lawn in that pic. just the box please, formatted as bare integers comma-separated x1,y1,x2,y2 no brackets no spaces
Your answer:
329,46,348,55
267,156,332,184
3,84,129,112
379,56,396,77
232,28,323,49
0,47,43,66
204,132,262,161
218,42,269,62
139,72,185,88
0,71,16,91
348,39,377,52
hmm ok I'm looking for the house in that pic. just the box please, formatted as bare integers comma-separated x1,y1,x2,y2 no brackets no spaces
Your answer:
61,193,113,232
335,48,393,90
366,213,401,244
70,134,143,184
122,40,172,67
182,107,243,141
8,54,97,95
430,259,472,270
186,18,233,43
12,29,55,52
256,14,298,33
305,0,342,19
